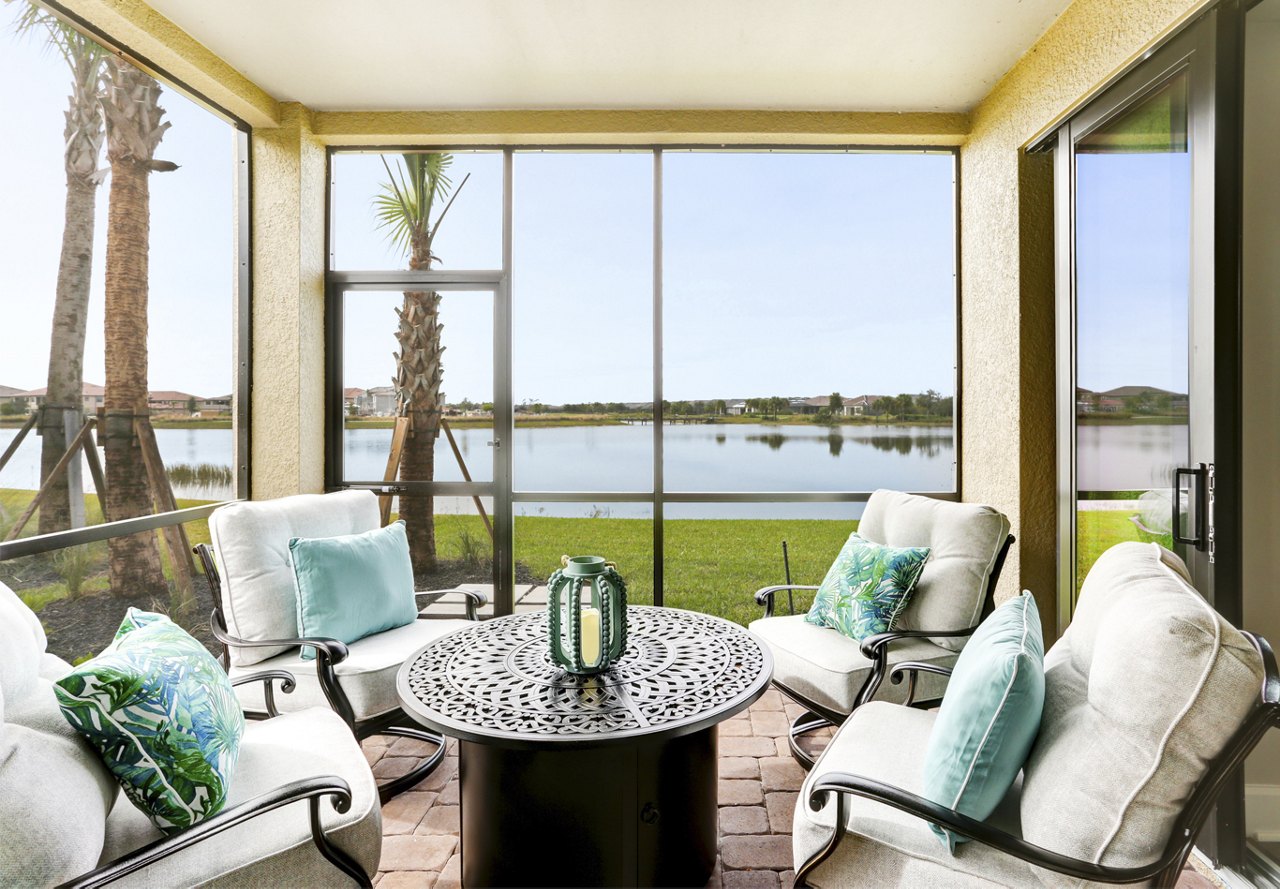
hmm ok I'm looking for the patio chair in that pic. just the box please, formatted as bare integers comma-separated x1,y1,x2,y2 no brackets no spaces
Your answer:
792,542,1277,888
749,489,1013,768
196,489,485,802
0,579,381,888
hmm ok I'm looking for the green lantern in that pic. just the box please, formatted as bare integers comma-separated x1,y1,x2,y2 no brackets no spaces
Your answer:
547,555,627,675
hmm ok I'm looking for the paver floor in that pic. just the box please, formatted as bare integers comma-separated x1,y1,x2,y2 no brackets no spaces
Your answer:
366,690,1219,888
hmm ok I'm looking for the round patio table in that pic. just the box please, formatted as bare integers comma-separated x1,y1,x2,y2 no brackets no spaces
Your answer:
397,605,773,888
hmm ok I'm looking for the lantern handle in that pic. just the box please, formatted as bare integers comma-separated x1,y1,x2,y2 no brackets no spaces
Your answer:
560,554,570,568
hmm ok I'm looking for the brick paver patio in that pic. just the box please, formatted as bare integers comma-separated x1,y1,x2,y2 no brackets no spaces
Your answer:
365,688,1220,888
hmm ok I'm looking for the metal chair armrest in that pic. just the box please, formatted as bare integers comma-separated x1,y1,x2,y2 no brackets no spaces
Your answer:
58,777,370,889
209,610,350,664
799,772,1170,886
754,585,820,618
415,588,487,621
852,626,974,710
858,626,977,660
888,661,955,707
229,670,297,719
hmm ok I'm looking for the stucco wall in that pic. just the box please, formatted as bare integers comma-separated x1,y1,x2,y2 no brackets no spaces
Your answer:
249,104,327,498
959,0,1210,631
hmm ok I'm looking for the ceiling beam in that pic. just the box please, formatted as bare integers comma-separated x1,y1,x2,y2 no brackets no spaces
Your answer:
310,109,970,147
45,0,280,128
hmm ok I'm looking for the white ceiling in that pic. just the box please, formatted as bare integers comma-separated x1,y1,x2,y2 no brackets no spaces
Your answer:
146,0,1074,113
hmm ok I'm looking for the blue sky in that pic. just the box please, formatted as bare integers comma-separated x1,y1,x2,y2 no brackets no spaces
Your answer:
0,5,235,396
3,4,957,406
334,149,959,406
1076,150,1190,395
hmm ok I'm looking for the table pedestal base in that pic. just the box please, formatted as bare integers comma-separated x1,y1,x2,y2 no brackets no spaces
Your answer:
459,727,718,887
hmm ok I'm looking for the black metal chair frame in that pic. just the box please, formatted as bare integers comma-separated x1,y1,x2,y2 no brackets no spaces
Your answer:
60,671,372,889
755,534,1015,770
794,632,1280,887
194,543,485,803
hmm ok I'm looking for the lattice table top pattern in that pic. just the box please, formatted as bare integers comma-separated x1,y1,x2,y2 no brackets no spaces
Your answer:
397,606,773,745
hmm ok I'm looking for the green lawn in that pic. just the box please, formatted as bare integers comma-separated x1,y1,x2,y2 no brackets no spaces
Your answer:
3,483,1170,629
1075,508,1173,594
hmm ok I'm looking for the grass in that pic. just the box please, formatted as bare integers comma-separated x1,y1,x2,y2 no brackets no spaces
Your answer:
0,488,213,613
1,483,1167,627
1076,508,1173,594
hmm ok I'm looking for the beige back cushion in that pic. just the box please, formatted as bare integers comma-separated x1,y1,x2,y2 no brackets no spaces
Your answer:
209,490,383,666
1020,542,1262,871
857,489,1011,651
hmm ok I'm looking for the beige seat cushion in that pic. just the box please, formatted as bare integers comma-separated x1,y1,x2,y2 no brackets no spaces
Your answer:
100,707,381,888
209,490,383,667
795,701,1038,888
749,615,957,714
859,490,1011,651
230,617,471,720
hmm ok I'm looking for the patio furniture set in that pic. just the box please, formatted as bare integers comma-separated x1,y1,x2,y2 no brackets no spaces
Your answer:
1,489,1276,888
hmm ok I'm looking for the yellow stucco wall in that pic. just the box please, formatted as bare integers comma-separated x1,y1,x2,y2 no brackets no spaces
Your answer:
959,0,1211,629
249,105,327,498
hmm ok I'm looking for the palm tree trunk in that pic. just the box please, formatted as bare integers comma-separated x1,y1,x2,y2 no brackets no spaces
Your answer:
397,287,444,579
102,154,165,595
38,176,96,533
38,50,104,534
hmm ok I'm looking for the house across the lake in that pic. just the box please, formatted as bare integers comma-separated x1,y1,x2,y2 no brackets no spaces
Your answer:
0,382,105,414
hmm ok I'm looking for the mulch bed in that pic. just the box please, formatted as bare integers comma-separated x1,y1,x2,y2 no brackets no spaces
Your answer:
37,575,221,663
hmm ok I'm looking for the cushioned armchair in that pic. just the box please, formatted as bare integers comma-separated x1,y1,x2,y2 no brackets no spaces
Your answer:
750,490,1013,768
0,580,380,888
792,542,1277,888
196,490,484,801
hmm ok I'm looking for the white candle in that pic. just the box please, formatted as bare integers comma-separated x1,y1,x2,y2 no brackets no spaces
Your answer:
579,606,601,666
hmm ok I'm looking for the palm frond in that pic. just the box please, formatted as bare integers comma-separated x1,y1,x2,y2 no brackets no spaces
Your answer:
9,2,108,72
372,151,458,260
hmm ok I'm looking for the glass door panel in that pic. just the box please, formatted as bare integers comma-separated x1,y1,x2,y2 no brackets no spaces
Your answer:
1072,71,1192,597
339,288,496,485
511,151,653,492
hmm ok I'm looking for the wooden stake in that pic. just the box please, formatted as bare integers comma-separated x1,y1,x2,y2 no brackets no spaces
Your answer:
441,418,494,542
135,419,194,610
4,420,96,541
380,415,411,526
0,411,37,476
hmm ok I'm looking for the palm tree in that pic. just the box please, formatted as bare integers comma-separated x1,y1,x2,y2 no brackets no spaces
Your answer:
11,3,108,534
374,153,469,578
100,57,177,597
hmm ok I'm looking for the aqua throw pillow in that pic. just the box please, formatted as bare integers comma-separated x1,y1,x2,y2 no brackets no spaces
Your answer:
803,533,930,641
54,609,244,834
290,519,418,660
921,590,1045,852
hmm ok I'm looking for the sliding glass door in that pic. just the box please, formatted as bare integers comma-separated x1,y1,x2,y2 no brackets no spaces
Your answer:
1055,17,1218,621
1051,5,1253,871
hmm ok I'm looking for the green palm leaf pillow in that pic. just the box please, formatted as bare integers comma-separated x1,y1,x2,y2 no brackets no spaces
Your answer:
54,609,245,834
804,533,931,641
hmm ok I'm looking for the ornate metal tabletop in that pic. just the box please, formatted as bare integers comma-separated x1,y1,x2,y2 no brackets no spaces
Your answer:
396,606,773,747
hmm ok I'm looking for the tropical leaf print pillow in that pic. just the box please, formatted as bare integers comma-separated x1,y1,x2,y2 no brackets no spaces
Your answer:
804,533,931,641
54,608,245,834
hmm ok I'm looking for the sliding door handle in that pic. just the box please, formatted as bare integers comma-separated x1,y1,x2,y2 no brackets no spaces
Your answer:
1172,464,1207,548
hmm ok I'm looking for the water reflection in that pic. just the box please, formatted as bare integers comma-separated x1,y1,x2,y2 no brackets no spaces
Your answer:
827,433,844,458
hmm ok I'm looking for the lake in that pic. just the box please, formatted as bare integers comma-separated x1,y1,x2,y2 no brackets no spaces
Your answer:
0,421,1182,519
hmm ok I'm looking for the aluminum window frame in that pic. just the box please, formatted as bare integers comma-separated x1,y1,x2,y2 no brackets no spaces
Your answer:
325,145,961,612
